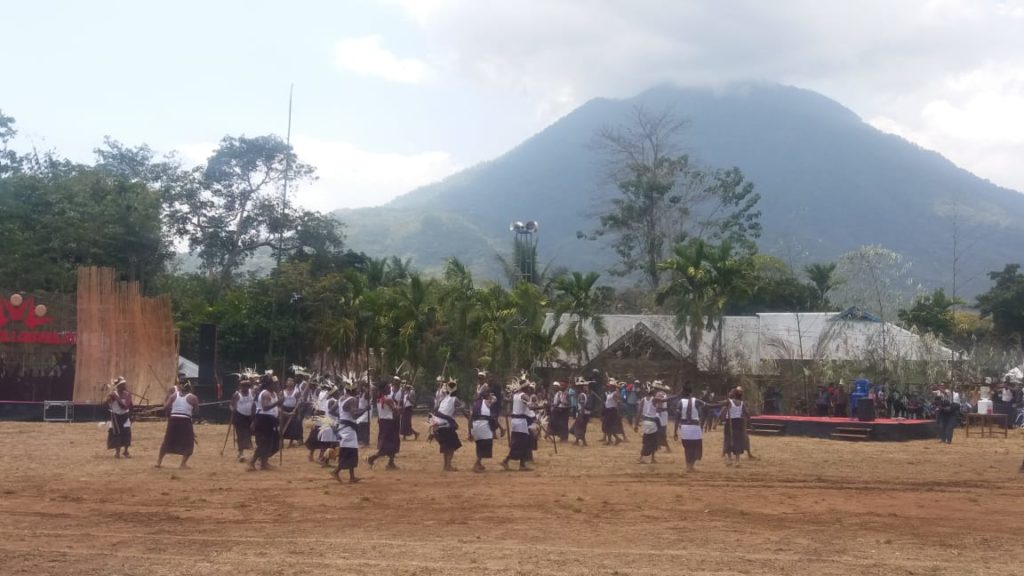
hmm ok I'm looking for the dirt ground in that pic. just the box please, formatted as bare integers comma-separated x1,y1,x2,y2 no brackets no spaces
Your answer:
0,418,1022,576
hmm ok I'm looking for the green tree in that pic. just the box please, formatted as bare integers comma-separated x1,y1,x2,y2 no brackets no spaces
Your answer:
976,264,1024,350
0,161,169,291
592,106,761,290
728,255,816,314
804,262,841,311
552,271,607,365
898,288,963,339
656,239,754,359
163,134,327,284
1,110,22,177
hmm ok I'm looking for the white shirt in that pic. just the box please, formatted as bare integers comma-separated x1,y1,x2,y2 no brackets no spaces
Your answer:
256,390,279,418
337,397,359,449
677,398,702,440
640,397,659,434
1002,388,1013,402
356,396,370,424
472,401,493,441
605,391,617,408
170,392,194,418
378,394,395,420
511,392,531,434
236,390,255,416
316,390,330,413
656,392,669,426
434,395,459,429
578,392,590,415
282,388,299,408
726,399,744,420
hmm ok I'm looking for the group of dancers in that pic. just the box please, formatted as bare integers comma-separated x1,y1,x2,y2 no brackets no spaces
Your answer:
104,368,761,479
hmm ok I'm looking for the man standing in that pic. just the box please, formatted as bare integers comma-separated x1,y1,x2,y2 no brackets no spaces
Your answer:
501,379,538,471
635,384,665,464
156,382,198,469
720,387,749,466
231,379,256,462
673,385,704,472
106,377,133,459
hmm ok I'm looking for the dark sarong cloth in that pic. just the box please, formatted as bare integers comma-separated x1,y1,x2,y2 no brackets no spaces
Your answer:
641,432,660,456
723,418,746,456
337,447,359,470
507,431,532,462
234,413,253,450
681,438,703,464
252,414,280,461
475,438,493,459
550,407,570,441
280,409,303,441
376,418,401,456
435,426,463,453
357,421,370,446
657,425,669,447
161,417,194,456
107,412,131,449
571,414,589,439
400,406,416,436
601,407,623,434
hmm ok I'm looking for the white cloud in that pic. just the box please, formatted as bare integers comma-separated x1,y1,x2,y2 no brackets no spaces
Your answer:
334,35,433,84
178,138,460,212
385,0,1024,192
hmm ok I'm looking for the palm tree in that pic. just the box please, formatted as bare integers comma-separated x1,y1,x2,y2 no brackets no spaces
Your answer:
657,239,753,361
804,262,841,311
552,271,607,366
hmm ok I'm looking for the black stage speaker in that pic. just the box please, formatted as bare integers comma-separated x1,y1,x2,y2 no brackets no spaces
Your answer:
856,399,876,422
198,323,217,396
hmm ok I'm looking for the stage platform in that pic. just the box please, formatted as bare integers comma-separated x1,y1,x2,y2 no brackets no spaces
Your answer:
750,415,937,442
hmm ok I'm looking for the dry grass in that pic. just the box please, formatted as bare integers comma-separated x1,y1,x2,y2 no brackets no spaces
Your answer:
0,419,1022,575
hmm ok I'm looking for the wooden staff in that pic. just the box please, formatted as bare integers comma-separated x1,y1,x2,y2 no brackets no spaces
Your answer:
220,410,235,456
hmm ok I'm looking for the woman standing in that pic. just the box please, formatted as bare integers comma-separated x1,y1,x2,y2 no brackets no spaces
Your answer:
279,378,305,448
106,377,133,459
601,379,625,445
231,379,255,462
501,379,538,471
156,383,198,469
249,375,284,471
571,378,592,447
432,379,464,472
720,387,749,466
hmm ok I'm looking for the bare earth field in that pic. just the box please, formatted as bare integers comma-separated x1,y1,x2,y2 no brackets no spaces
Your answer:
0,419,1022,576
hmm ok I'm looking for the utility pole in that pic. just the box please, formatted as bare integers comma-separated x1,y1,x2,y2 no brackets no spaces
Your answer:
268,84,294,373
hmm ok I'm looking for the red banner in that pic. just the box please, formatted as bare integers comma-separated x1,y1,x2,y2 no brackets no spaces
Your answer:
0,293,76,345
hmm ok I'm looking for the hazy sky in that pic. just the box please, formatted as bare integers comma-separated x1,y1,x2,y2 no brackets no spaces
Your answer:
3,0,1022,212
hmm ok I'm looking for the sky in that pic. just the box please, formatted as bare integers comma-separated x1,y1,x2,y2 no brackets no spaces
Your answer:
2,0,1023,212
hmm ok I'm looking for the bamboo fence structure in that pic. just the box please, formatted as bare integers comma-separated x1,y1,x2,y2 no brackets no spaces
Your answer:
72,267,177,404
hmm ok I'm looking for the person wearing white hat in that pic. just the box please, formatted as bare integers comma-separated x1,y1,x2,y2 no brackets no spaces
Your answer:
106,377,133,459
501,379,539,471
601,379,626,445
